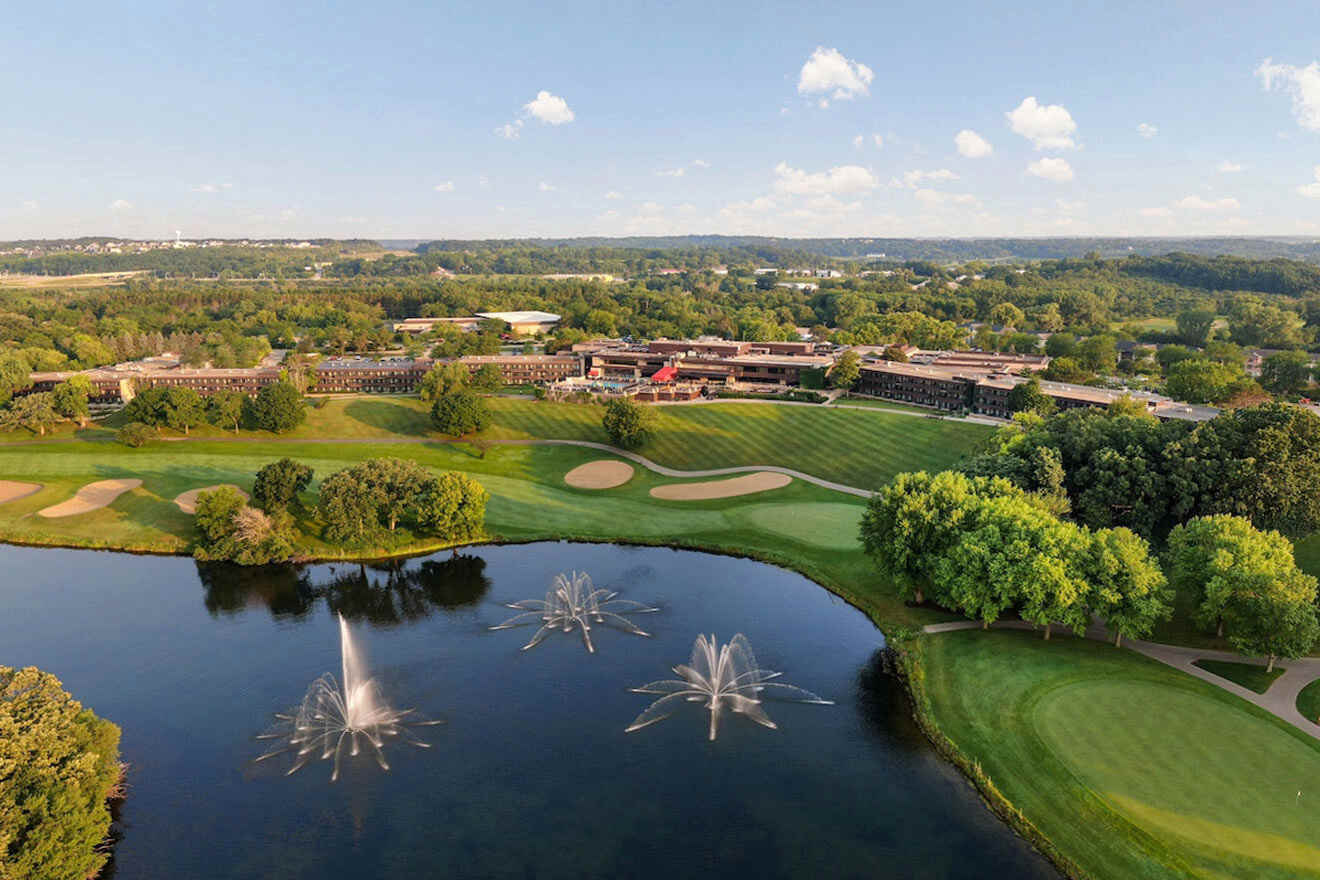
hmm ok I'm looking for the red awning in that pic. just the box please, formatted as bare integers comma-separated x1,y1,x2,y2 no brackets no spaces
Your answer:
650,365,678,382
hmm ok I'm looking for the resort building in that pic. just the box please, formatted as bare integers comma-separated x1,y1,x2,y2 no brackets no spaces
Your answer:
577,339,834,389
473,311,561,336
456,354,583,385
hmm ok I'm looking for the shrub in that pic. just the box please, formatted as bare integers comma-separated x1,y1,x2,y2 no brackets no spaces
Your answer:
602,397,653,450
116,421,154,447
430,389,491,436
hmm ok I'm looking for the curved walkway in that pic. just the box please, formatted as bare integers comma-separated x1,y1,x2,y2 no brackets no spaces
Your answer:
924,618,1320,739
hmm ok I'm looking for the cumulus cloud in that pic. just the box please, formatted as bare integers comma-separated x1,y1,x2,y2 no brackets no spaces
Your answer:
1217,160,1244,173
1257,58,1320,130
1055,199,1086,213
719,196,777,219
1026,157,1075,182
773,161,877,195
913,189,981,209
21,200,38,211
954,129,992,158
495,120,523,140
692,159,710,168
1175,195,1240,212
191,182,232,193
604,191,623,200
434,181,455,192
657,167,686,177
797,47,874,102
1298,166,1320,199
852,134,864,148
1006,97,1078,150
538,181,556,192
1139,206,1174,218
853,133,883,149
1136,122,1158,138
893,168,959,188
110,199,133,211
524,90,575,125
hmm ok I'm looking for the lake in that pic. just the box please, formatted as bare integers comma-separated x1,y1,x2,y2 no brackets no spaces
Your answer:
0,541,1056,878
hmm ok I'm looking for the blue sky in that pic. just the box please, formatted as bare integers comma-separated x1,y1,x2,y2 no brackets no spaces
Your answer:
2,0,1318,239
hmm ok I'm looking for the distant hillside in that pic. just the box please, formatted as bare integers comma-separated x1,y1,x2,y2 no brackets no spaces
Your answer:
414,236,1320,263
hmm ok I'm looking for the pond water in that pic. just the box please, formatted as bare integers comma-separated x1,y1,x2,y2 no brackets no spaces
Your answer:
0,542,1057,879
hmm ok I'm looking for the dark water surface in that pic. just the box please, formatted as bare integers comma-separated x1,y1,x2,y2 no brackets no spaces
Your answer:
0,542,1056,879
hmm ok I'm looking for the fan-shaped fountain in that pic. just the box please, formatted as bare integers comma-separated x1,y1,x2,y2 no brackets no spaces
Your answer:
490,570,657,653
256,614,441,781
627,633,832,740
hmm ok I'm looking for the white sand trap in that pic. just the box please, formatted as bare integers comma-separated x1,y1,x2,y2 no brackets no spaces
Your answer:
38,479,143,518
0,480,42,505
564,460,636,489
173,484,249,515
650,472,792,501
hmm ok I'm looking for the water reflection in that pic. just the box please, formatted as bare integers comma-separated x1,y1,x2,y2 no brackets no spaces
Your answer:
197,553,493,623
854,649,928,754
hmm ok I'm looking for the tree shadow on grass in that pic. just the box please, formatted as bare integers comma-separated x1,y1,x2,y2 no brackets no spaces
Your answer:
343,399,432,437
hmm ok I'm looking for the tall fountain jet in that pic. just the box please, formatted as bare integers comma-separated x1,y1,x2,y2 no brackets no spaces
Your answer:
627,633,832,741
490,571,657,653
257,614,440,781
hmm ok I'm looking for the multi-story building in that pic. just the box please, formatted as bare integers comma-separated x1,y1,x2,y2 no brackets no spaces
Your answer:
579,339,834,388
456,354,583,385
312,358,431,393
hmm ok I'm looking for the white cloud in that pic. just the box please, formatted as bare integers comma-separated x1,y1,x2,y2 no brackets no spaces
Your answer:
893,168,960,188
913,189,981,209
873,134,884,148
797,47,874,102
1298,166,1320,199
692,159,710,168
657,167,686,178
495,120,523,140
854,133,883,149
773,161,877,195
1026,157,1075,182
1217,160,1244,173
852,134,864,148
21,200,38,211
1136,122,1158,138
191,182,231,193
1174,195,1240,212
524,90,575,125
110,199,133,211
954,129,992,158
604,191,623,200
538,181,556,192
1140,206,1174,218
1055,199,1086,213
719,196,777,219
1257,58,1320,130
478,175,490,188
433,181,455,192
1006,96,1078,150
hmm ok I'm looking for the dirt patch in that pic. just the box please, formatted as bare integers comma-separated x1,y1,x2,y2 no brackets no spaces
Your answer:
564,460,636,489
0,481,42,505
38,479,143,518
650,472,792,501
174,484,249,515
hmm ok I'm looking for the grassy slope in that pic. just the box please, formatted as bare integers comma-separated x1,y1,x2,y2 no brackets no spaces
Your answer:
921,629,1320,880
1192,659,1286,694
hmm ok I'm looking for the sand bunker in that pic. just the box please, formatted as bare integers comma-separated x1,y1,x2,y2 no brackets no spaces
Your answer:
650,472,792,501
0,480,42,505
38,479,143,518
174,484,249,515
564,460,636,489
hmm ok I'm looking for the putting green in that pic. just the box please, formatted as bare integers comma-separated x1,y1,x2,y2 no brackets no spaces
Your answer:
731,502,863,550
1034,679,1320,876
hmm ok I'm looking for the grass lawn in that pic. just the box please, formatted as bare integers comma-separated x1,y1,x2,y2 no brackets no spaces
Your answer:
1298,679,1320,725
919,628,1320,880
1192,659,1286,694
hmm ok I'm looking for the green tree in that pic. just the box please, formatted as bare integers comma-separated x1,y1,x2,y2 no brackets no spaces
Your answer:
1044,332,1077,358
0,350,31,408
1260,350,1312,396
1164,358,1250,404
1165,515,1318,666
418,361,469,401
468,362,504,392
1155,345,1197,372
829,350,861,389
602,397,654,450
989,302,1025,329
414,471,489,540
0,666,122,880
161,386,205,434
0,392,59,435
206,389,245,433
248,380,305,433
116,421,154,447
1085,527,1171,646
859,470,1021,606
1040,356,1090,383
430,389,491,436
251,458,313,512
1175,308,1217,347
1076,334,1118,374
318,458,439,541
1106,395,1152,419
193,486,247,558
193,486,297,565
51,376,91,427
1007,376,1056,415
